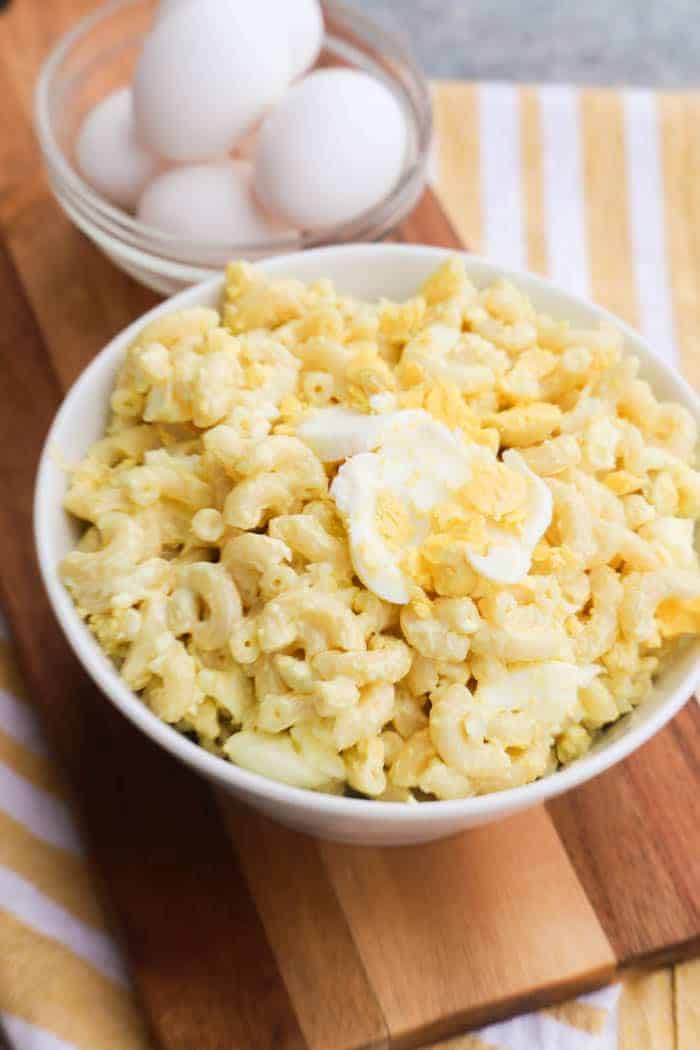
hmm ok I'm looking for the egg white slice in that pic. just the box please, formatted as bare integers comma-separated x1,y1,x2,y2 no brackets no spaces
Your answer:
474,661,601,735
304,408,554,602
402,323,497,393
330,411,480,603
467,450,553,585
296,406,390,462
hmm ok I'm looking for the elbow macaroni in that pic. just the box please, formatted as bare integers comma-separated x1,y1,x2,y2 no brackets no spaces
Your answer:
61,259,700,800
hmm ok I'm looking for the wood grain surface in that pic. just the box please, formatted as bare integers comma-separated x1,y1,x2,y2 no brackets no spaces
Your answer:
548,701,700,967
319,809,613,1046
222,801,615,1050
220,803,389,1050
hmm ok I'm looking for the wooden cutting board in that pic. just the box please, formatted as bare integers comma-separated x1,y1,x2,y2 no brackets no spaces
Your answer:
0,4,698,1049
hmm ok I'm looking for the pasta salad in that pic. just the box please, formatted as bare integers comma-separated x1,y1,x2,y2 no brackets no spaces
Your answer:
60,258,700,800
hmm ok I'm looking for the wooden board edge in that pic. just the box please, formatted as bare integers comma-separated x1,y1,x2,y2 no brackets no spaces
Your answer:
548,701,700,964
390,963,617,1050
617,934,700,974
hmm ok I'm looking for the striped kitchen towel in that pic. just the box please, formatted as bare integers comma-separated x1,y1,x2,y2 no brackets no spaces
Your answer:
435,84,698,374
2,83,700,1049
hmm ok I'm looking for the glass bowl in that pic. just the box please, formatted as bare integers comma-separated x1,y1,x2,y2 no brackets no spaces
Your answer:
35,0,433,295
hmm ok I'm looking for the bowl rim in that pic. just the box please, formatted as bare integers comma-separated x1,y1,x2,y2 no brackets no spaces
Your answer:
34,242,700,823
34,0,433,262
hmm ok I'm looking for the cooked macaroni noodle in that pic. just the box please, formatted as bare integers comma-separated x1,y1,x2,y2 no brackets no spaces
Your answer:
61,259,700,800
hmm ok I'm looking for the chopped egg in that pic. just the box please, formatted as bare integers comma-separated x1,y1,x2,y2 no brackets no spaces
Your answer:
137,161,291,243
76,88,159,210
297,406,390,462
134,0,290,162
401,324,498,394
369,392,399,413
254,69,407,229
466,451,553,584
657,594,700,638
323,410,552,603
475,662,601,736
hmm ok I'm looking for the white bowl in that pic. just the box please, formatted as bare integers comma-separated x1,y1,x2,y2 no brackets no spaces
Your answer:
34,244,700,845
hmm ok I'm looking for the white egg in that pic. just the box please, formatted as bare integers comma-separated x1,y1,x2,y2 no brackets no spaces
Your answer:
134,0,290,163
154,0,190,24
233,122,261,162
278,0,323,79
254,69,407,229
75,88,159,210
137,160,290,242
155,0,322,77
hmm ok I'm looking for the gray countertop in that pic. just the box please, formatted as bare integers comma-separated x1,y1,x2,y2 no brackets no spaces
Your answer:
355,0,699,86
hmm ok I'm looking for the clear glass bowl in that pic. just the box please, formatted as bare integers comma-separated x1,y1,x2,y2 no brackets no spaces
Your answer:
35,0,432,295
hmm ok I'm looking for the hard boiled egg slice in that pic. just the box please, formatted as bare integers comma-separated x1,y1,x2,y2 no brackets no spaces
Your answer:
400,324,501,394
330,411,473,603
466,451,552,585
299,408,553,602
296,405,392,462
